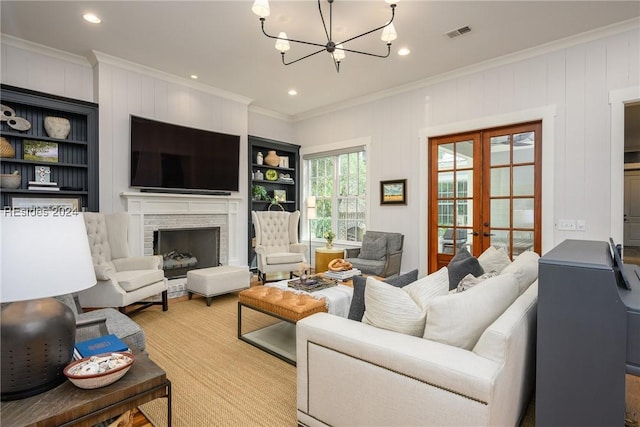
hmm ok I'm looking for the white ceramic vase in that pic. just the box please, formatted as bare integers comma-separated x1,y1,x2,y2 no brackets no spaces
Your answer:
44,116,71,139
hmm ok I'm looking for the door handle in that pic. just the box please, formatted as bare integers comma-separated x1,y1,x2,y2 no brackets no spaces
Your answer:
483,232,495,237
472,231,479,236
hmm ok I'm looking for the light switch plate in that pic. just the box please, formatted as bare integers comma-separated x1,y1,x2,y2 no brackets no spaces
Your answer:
557,219,577,231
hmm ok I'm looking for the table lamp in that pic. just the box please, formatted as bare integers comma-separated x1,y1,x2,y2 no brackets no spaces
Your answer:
307,196,317,267
1,212,96,401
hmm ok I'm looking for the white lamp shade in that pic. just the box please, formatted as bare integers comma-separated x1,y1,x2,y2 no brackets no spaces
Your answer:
333,44,346,61
381,22,398,42
252,0,270,18
307,196,316,208
1,213,96,302
307,206,317,220
275,32,291,52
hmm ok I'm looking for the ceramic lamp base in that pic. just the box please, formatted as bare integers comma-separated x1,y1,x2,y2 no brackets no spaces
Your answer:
1,298,75,401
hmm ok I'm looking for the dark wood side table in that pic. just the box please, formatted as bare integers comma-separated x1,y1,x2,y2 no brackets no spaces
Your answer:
0,352,171,427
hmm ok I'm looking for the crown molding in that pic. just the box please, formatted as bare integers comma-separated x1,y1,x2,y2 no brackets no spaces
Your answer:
0,34,91,68
248,104,294,122
88,50,253,106
293,17,640,122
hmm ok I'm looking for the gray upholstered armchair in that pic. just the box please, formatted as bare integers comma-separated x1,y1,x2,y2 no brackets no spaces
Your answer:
252,210,307,283
344,231,404,278
55,293,146,352
79,212,168,313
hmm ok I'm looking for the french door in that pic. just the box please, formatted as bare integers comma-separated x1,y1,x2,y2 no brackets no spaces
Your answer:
428,121,542,271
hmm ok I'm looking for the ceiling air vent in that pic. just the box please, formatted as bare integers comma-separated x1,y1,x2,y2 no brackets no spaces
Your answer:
446,26,472,39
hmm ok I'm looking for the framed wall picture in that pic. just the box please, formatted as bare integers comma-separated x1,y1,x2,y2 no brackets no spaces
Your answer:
23,140,59,163
273,189,287,202
10,195,81,212
380,179,407,205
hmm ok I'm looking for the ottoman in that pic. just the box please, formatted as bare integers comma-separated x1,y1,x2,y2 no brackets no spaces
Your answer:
237,286,328,364
187,265,250,306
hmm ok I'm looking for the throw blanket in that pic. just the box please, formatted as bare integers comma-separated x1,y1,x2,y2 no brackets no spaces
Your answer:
265,280,353,317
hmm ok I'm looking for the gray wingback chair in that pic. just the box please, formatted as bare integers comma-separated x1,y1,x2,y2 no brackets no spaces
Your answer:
252,210,307,283
79,212,168,313
344,231,404,278
55,293,146,352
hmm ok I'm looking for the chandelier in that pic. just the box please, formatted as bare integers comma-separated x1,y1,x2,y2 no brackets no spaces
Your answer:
251,0,398,73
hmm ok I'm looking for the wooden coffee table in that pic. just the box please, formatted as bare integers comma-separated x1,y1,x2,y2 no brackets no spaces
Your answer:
0,352,171,427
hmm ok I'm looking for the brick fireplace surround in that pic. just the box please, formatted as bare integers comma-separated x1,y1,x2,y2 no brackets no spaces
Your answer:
121,192,243,298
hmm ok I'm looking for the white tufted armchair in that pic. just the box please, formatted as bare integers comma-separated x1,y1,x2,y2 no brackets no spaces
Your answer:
252,210,307,283
80,212,168,313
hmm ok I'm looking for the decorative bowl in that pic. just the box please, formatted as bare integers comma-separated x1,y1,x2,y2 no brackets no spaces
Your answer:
0,137,15,158
64,352,135,389
44,116,71,139
0,173,21,189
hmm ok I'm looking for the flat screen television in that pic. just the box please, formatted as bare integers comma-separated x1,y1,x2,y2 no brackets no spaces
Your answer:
130,115,240,193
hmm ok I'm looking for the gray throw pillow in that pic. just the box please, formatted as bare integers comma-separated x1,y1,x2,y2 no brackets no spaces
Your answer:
347,269,419,321
447,248,484,291
359,234,387,260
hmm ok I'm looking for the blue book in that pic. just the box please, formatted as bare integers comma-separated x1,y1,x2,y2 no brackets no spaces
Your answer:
74,334,129,359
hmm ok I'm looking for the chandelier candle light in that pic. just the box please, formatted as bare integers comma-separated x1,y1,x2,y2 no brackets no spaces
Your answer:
251,0,398,73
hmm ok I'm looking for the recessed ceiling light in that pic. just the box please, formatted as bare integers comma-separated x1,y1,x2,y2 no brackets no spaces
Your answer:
288,89,298,96
398,47,410,56
190,75,198,79
83,13,101,24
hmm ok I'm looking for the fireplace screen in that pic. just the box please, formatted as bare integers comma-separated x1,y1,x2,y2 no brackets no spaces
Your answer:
153,227,220,279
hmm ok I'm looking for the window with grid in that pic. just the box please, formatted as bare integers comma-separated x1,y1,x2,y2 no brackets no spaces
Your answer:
306,147,367,243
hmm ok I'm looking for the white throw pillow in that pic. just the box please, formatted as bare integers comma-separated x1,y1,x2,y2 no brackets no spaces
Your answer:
404,266,450,308
500,250,540,294
423,273,520,350
477,246,512,274
362,268,449,337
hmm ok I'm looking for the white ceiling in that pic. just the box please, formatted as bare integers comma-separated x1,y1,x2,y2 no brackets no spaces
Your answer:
1,1,639,119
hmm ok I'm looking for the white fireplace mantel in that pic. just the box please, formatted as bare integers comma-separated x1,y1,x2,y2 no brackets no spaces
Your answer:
120,192,243,265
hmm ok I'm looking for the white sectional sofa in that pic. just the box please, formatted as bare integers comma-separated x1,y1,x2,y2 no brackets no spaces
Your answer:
297,250,539,427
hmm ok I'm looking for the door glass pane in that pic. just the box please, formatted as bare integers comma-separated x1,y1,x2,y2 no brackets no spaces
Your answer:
490,229,510,255
490,135,510,166
512,231,534,256
490,167,510,197
456,171,473,197
458,199,473,227
438,144,455,171
513,132,535,163
456,140,474,169
513,198,534,228
438,227,452,254
513,165,534,196
438,172,454,198
438,201,454,227
491,199,510,228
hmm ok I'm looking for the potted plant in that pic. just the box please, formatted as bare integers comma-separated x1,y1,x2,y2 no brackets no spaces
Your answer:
252,185,269,201
323,230,336,249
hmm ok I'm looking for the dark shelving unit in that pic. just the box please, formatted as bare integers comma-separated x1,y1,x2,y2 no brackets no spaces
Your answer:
1,85,99,211
248,135,300,270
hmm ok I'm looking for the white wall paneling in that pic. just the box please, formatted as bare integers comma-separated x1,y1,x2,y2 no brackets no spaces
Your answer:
295,26,639,274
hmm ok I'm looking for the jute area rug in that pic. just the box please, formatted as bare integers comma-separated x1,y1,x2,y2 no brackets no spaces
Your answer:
131,292,296,427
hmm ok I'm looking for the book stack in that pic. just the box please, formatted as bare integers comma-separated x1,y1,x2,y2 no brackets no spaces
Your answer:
323,268,362,281
287,276,338,292
74,334,130,360
28,180,60,191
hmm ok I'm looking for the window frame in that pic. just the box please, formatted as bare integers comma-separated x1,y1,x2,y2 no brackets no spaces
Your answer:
302,137,371,247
